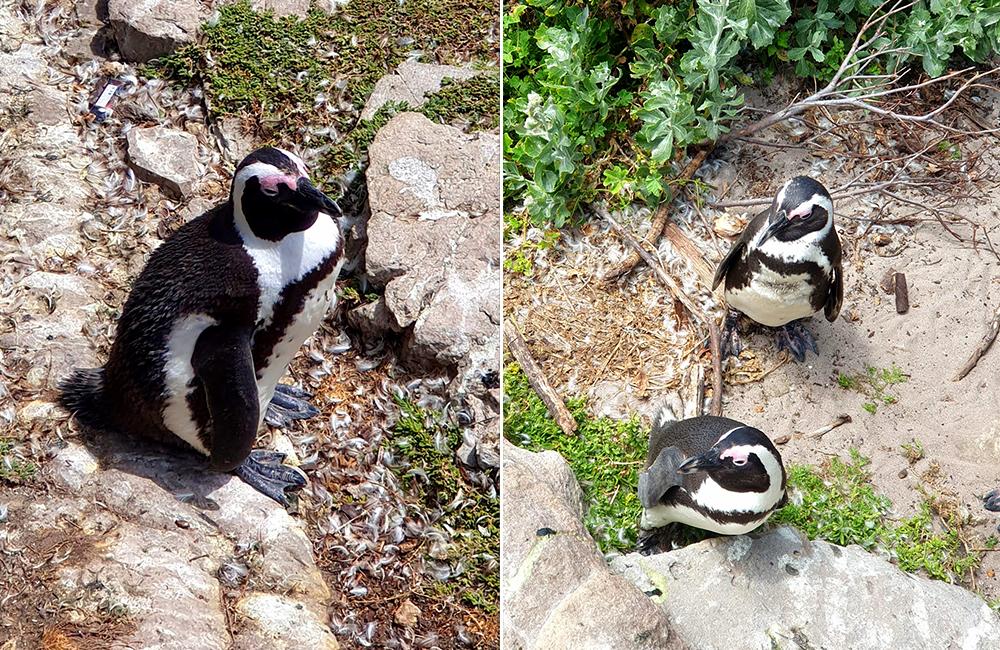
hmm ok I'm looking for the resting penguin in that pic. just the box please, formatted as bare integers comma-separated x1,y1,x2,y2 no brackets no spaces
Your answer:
637,404,786,554
59,147,344,505
712,175,843,361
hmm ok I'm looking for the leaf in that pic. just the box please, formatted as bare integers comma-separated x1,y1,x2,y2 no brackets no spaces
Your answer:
634,78,696,163
734,0,792,49
680,0,750,91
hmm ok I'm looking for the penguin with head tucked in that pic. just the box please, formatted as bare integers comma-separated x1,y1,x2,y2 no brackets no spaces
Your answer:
712,175,843,361
637,402,787,554
60,147,345,505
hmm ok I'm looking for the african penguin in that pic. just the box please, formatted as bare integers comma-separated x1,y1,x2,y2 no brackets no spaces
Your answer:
637,405,786,554
59,147,345,506
711,175,843,362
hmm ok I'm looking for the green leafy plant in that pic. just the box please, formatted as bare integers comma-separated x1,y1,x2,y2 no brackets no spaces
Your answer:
0,438,37,484
503,0,1000,228
901,439,925,464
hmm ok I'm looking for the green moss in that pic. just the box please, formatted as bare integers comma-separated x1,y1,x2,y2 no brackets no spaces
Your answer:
836,364,908,414
390,399,499,615
422,74,500,130
152,0,499,179
503,363,646,553
0,438,37,484
774,450,981,584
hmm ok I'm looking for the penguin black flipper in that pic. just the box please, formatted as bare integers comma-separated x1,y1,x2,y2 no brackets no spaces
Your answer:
711,207,769,291
824,260,844,322
638,445,687,508
192,325,259,471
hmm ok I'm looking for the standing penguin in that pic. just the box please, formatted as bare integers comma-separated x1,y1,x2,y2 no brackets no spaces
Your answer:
60,147,344,505
637,405,786,554
712,175,843,361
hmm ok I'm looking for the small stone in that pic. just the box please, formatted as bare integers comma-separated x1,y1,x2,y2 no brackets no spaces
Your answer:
873,233,892,247
773,434,791,445
394,599,421,627
361,61,478,121
126,126,200,198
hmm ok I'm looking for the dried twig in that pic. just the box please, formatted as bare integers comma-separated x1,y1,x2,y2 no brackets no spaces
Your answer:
504,320,578,435
602,146,714,284
894,272,909,314
952,303,1000,382
800,414,853,439
599,207,724,416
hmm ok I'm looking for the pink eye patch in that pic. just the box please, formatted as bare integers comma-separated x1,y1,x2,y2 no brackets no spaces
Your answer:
259,174,299,193
720,446,751,465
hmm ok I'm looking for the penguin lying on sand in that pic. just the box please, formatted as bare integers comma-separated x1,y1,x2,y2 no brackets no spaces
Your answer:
637,404,786,554
712,175,843,362
60,147,344,506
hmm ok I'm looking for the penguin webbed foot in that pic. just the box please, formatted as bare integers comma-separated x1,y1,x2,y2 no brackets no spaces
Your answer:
235,449,307,507
720,311,744,359
774,320,818,362
636,525,679,556
265,384,320,428
985,489,1000,513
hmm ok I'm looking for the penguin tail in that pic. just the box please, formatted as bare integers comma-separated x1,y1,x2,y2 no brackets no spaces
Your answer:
58,367,110,429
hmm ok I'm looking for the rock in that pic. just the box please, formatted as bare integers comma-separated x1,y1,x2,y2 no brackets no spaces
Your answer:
394,599,421,627
611,526,1000,649
359,112,500,399
127,126,201,198
17,439,338,649
501,440,687,649
107,0,207,62
361,61,478,121
235,593,339,649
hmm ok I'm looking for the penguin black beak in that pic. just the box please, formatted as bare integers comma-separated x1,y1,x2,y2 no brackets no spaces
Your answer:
291,177,342,215
676,449,722,475
758,209,790,245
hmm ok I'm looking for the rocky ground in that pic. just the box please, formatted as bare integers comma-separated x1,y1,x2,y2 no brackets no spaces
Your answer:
0,0,498,648
503,76,1000,646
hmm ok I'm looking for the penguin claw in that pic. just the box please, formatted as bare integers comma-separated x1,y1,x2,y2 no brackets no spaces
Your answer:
720,312,743,359
636,527,674,556
235,449,308,507
774,321,818,362
265,385,320,427
985,489,1000,512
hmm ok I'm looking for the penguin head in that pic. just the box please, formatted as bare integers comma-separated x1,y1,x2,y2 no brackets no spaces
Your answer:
677,426,786,512
231,147,341,241
756,176,833,247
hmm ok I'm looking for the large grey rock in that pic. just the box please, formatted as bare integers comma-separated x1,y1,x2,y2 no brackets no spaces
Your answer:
10,439,340,649
611,526,1000,649
501,441,687,650
360,112,500,398
361,61,478,121
127,126,201,198
108,0,207,62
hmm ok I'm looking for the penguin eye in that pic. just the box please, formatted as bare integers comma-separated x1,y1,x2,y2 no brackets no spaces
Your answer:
732,457,748,467
260,185,279,197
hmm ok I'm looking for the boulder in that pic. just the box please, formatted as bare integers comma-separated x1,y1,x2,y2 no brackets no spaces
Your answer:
108,0,207,62
611,526,1000,649
360,112,500,398
361,61,478,121
127,126,201,198
501,441,687,650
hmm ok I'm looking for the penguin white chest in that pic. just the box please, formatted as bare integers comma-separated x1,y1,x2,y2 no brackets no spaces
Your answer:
243,214,344,419
726,260,818,327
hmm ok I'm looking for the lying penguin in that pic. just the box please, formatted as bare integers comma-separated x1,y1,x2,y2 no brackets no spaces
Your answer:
712,175,843,361
637,405,786,554
60,147,344,506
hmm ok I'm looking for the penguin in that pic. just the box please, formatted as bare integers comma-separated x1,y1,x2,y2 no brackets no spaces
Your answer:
59,147,345,506
711,175,843,362
985,490,1000,513
637,404,786,554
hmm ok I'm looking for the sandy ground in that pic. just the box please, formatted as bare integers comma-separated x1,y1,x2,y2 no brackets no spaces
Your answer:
505,80,1000,601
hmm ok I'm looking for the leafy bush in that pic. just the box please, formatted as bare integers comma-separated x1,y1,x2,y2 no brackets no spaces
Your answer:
503,0,1000,227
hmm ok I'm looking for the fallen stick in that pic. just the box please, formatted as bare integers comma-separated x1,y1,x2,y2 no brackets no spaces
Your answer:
894,272,909,314
601,147,714,284
663,221,717,290
952,303,1000,381
800,414,853,439
599,208,724,416
504,320,578,435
